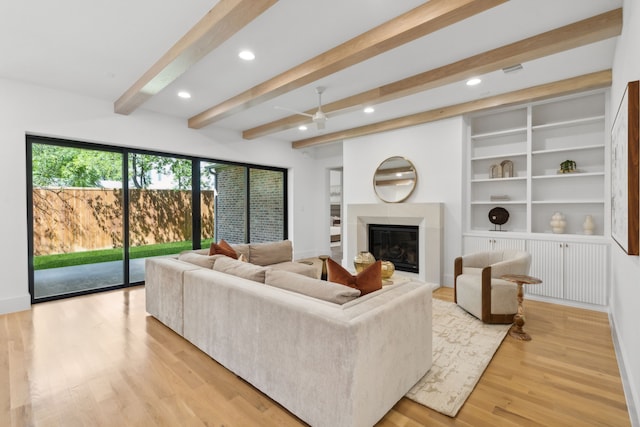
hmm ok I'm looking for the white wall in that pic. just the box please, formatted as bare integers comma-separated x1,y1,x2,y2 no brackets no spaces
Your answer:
610,0,640,422
342,117,464,285
0,78,326,314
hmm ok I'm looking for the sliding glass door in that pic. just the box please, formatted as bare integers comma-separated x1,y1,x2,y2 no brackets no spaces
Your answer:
127,153,193,282
30,142,124,300
28,136,287,302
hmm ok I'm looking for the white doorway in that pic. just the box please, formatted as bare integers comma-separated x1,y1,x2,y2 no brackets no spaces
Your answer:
329,168,343,261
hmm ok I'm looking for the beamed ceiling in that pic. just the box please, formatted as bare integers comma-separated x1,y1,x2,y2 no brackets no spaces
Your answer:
1,0,622,149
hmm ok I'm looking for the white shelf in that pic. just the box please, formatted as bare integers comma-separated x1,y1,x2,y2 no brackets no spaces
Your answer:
471,177,527,183
531,172,605,180
470,152,527,161
531,199,604,204
531,115,605,131
532,144,605,155
471,201,526,205
471,127,527,140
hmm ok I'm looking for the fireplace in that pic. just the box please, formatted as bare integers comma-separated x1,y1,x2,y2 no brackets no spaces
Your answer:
346,203,443,284
369,224,419,273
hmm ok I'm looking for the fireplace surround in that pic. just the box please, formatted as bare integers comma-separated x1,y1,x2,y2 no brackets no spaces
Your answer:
346,203,443,284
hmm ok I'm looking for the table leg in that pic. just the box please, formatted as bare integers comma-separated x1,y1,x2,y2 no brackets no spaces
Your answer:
509,282,532,341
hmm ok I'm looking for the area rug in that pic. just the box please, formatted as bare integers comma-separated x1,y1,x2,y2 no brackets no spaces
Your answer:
405,298,510,417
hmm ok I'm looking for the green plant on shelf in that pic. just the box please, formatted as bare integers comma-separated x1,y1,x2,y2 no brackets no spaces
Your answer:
559,159,577,173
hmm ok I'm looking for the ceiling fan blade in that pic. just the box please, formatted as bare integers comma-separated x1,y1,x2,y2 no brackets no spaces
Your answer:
274,105,314,118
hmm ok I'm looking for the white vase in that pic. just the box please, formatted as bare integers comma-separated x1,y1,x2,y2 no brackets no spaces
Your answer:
583,215,595,235
550,212,566,234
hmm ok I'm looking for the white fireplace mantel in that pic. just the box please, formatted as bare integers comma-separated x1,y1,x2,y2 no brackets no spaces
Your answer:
346,203,443,285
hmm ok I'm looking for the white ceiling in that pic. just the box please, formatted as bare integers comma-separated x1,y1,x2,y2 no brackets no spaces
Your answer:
0,0,622,144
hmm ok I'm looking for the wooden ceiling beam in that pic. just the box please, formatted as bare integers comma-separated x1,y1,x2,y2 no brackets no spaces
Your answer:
292,70,612,149
245,8,621,140
188,0,507,129
114,0,278,115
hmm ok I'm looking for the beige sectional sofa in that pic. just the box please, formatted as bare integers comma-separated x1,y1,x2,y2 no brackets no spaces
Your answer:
145,241,433,427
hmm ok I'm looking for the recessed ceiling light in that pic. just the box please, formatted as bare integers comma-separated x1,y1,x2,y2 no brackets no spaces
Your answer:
178,91,191,99
298,125,308,131
466,78,482,86
364,107,375,114
238,50,255,61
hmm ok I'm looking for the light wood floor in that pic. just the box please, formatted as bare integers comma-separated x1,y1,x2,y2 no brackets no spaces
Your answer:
0,286,630,426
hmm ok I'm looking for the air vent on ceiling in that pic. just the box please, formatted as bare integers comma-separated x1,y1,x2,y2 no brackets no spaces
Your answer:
502,64,523,74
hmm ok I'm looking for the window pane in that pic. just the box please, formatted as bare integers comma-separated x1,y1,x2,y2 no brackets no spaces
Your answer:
200,162,217,249
214,164,247,243
128,153,192,282
250,168,284,242
31,142,124,299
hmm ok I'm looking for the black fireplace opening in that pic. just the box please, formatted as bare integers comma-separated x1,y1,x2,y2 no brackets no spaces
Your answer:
368,224,419,273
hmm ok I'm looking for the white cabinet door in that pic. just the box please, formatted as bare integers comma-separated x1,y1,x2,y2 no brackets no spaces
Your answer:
493,237,526,251
564,242,608,305
527,240,563,299
527,240,608,305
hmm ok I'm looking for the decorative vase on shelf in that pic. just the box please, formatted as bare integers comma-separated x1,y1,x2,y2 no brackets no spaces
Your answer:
381,260,395,279
583,215,595,235
550,212,566,234
353,251,375,273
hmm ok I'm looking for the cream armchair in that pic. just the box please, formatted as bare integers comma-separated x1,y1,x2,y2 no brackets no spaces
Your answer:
454,250,531,324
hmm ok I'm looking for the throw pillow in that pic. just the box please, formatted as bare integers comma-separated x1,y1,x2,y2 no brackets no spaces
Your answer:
249,240,292,266
265,269,360,304
326,258,382,295
209,239,238,259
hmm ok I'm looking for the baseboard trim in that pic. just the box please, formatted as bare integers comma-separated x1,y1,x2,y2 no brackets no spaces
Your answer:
0,293,31,315
609,313,640,427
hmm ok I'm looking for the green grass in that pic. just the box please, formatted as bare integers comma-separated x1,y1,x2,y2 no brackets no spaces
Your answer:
34,239,214,270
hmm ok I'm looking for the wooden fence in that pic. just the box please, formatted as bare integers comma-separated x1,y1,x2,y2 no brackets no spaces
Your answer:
33,188,214,255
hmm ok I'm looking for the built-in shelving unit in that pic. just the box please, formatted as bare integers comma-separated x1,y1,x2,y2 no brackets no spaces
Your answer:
466,90,608,237
464,90,610,307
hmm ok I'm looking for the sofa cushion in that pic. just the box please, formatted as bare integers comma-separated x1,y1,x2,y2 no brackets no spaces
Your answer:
213,255,267,283
231,243,250,260
327,258,382,296
269,261,318,279
209,239,238,258
249,240,292,266
178,252,222,269
265,270,360,304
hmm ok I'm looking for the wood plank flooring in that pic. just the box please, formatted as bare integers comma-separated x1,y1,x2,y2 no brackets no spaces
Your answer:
0,286,630,426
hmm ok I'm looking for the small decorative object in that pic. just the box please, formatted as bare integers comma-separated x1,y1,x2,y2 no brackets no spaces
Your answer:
559,159,577,173
550,212,566,233
381,260,395,279
488,207,509,231
501,160,514,178
490,164,502,179
353,251,376,273
583,215,595,235
318,255,329,280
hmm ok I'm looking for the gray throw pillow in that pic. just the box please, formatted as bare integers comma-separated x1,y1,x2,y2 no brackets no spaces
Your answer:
265,269,360,304
249,240,292,266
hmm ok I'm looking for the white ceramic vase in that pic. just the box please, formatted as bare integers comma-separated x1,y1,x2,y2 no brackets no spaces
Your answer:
583,215,595,235
550,212,566,234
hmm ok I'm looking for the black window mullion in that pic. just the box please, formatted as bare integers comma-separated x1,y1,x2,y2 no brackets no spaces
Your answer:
122,151,130,284
192,160,202,250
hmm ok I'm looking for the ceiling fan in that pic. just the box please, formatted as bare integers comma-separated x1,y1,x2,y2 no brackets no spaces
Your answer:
275,86,335,131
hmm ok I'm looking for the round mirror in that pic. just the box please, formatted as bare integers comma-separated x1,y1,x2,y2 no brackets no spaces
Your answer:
373,156,417,203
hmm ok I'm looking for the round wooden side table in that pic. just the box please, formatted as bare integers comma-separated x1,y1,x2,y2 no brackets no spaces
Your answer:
501,274,542,341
